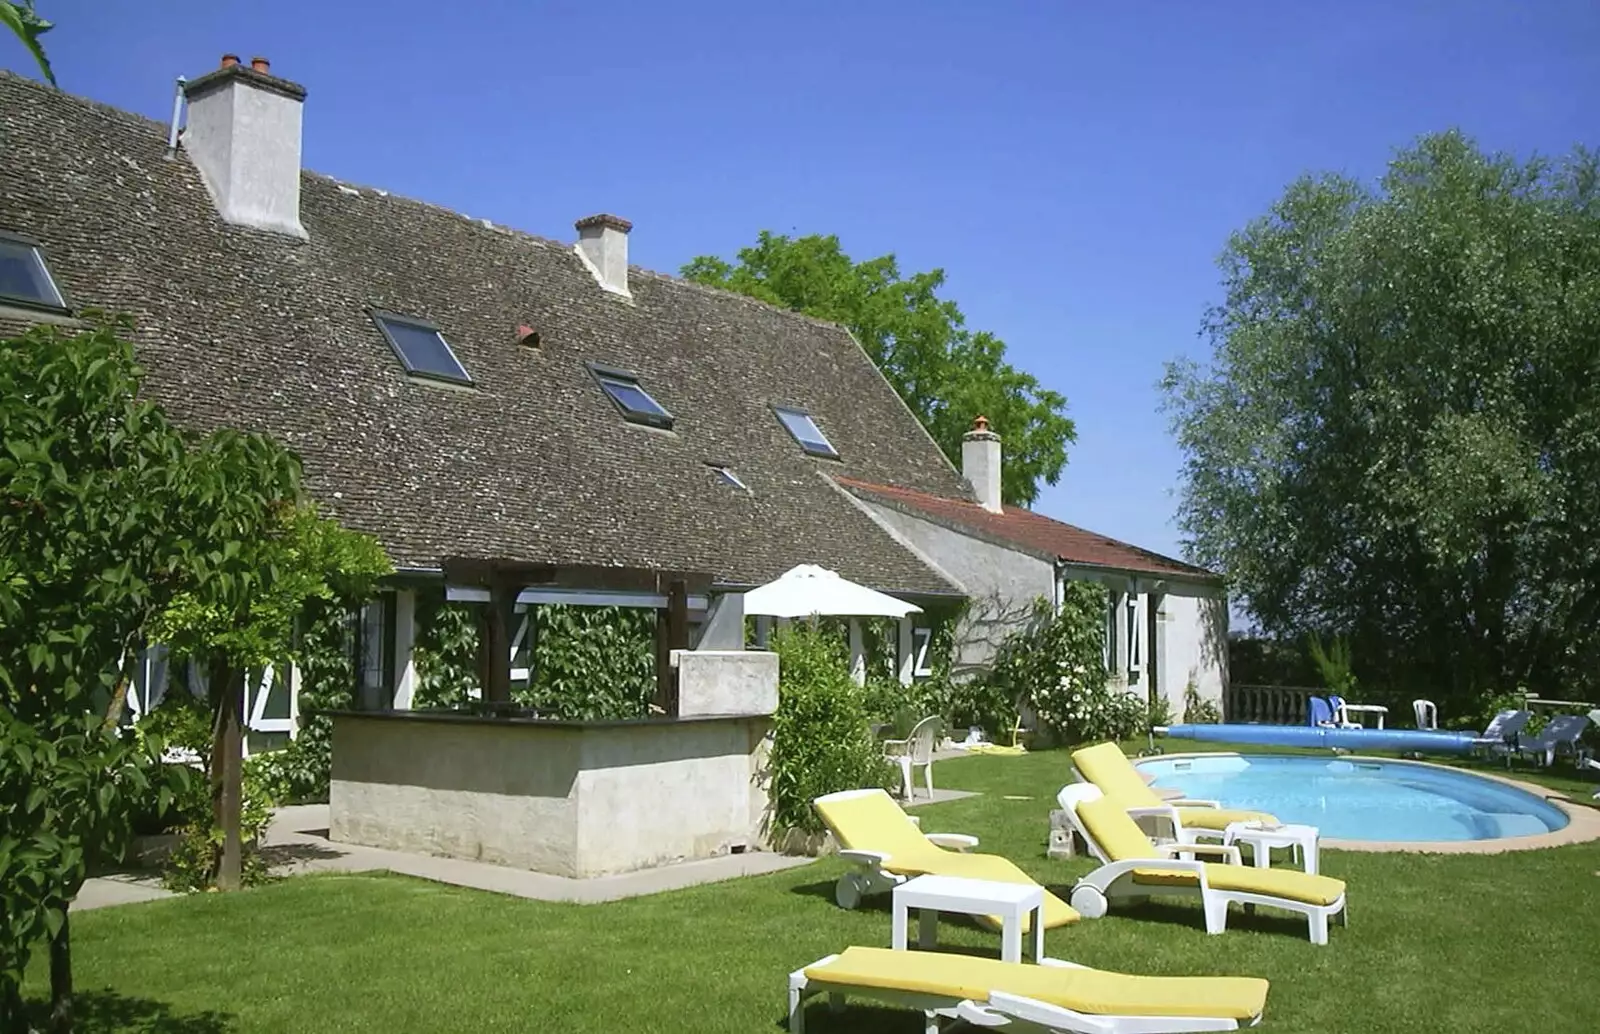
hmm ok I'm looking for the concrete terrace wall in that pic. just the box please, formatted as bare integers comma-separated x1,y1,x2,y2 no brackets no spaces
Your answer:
329,716,582,875
855,500,1055,677
572,719,770,875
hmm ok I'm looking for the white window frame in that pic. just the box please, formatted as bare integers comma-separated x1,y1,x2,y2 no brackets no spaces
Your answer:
911,626,935,677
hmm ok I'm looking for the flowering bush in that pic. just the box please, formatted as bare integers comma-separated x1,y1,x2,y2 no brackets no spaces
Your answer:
984,584,1140,744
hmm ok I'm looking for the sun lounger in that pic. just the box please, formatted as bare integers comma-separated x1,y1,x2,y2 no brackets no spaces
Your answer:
1513,713,1593,767
789,946,1269,1034
1069,742,1281,840
812,788,1079,931
1472,709,1532,760
1056,783,1347,945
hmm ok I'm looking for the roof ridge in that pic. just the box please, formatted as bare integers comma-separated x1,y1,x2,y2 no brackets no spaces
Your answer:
629,266,861,334
835,474,1216,579
0,71,866,336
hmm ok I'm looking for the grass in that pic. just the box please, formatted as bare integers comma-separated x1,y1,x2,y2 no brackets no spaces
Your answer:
25,741,1600,1033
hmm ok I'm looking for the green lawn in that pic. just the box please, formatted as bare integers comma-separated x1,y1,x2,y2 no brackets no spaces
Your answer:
26,742,1600,1033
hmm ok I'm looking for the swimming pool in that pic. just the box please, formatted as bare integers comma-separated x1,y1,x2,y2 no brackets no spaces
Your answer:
1134,754,1570,842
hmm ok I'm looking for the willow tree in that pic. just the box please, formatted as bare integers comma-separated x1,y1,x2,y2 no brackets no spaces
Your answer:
1164,131,1600,712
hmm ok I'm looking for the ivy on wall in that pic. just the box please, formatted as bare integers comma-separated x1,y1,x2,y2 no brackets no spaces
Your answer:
410,590,658,720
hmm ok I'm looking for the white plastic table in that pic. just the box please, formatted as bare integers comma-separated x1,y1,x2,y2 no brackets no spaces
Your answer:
890,874,1044,963
1222,822,1321,875
1339,703,1388,728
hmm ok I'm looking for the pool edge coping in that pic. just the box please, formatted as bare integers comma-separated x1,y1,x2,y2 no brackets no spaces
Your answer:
1136,751,1600,854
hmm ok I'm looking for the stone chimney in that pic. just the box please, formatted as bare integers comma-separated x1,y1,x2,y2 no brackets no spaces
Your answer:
574,214,632,298
962,415,1003,513
181,54,307,239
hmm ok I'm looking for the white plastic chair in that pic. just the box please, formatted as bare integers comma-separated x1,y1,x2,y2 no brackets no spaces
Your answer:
883,715,940,801
1413,699,1438,730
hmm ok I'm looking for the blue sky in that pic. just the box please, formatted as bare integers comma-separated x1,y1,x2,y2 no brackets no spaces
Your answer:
6,1,1598,565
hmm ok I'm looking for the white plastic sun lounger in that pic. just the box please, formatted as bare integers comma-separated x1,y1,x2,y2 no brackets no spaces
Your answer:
789,946,1269,1034
1513,713,1593,767
1057,783,1348,945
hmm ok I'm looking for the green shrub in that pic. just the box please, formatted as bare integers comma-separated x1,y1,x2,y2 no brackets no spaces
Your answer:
765,624,892,835
1148,690,1176,731
163,760,279,892
942,673,1018,738
1183,680,1222,724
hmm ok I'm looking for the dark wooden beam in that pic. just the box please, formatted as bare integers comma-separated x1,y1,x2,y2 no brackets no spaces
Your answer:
478,583,517,705
655,578,690,716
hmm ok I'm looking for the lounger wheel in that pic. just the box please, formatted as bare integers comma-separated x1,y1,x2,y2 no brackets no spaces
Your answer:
1070,884,1108,919
835,874,863,910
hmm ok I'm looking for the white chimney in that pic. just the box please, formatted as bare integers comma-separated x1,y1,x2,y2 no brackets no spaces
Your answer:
574,213,632,297
181,54,307,239
962,415,1003,513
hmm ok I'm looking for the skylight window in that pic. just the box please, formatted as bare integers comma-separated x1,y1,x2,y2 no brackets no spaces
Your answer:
0,233,67,311
773,405,839,459
590,364,674,430
371,310,472,385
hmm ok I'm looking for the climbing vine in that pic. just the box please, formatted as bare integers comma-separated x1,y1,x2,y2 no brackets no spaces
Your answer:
410,591,659,720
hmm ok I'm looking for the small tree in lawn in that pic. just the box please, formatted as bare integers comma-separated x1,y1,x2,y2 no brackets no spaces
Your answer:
0,319,243,1030
149,501,390,889
0,318,386,1029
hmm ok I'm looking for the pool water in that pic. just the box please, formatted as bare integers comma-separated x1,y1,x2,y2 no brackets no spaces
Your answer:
1134,754,1569,842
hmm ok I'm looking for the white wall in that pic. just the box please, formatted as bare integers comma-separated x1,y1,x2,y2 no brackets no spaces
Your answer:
853,501,1056,677
1156,591,1229,714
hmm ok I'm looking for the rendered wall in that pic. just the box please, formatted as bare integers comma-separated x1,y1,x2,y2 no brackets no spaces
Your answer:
1156,591,1228,711
329,716,582,875
854,500,1055,677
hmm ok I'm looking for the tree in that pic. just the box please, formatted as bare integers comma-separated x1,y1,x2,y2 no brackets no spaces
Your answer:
683,232,1075,506
2,1,55,85
0,319,387,1027
0,318,211,1030
149,501,390,890
1163,131,1600,714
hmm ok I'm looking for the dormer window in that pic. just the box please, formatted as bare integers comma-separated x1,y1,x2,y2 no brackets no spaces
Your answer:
590,364,673,430
371,310,472,385
0,232,68,312
773,405,838,459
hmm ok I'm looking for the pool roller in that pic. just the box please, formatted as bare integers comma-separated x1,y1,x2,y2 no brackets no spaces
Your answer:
1154,723,1482,754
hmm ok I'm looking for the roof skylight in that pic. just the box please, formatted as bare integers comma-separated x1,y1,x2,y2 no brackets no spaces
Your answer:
372,310,472,385
0,233,68,311
590,364,674,430
773,405,838,459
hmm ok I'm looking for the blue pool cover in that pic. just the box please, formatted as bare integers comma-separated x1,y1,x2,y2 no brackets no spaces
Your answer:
1161,723,1482,753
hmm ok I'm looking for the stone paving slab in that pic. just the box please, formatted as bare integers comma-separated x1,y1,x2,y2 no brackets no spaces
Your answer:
262,805,816,903
73,874,175,912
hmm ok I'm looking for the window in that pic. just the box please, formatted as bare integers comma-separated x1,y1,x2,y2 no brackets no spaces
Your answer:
707,464,749,491
773,405,839,459
589,364,674,430
0,233,68,311
371,310,472,385
912,626,935,677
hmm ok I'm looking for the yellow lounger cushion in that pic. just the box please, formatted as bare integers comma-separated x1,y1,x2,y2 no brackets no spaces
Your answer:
813,790,1079,930
1072,742,1160,804
1132,862,1345,906
1076,795,1345,907
1071,742,1280,827
804,946,1269,1021
1173,806,1279,830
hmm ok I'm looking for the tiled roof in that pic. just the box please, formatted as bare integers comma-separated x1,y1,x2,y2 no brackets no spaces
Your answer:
0,72,973,596
837,476,1220,582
